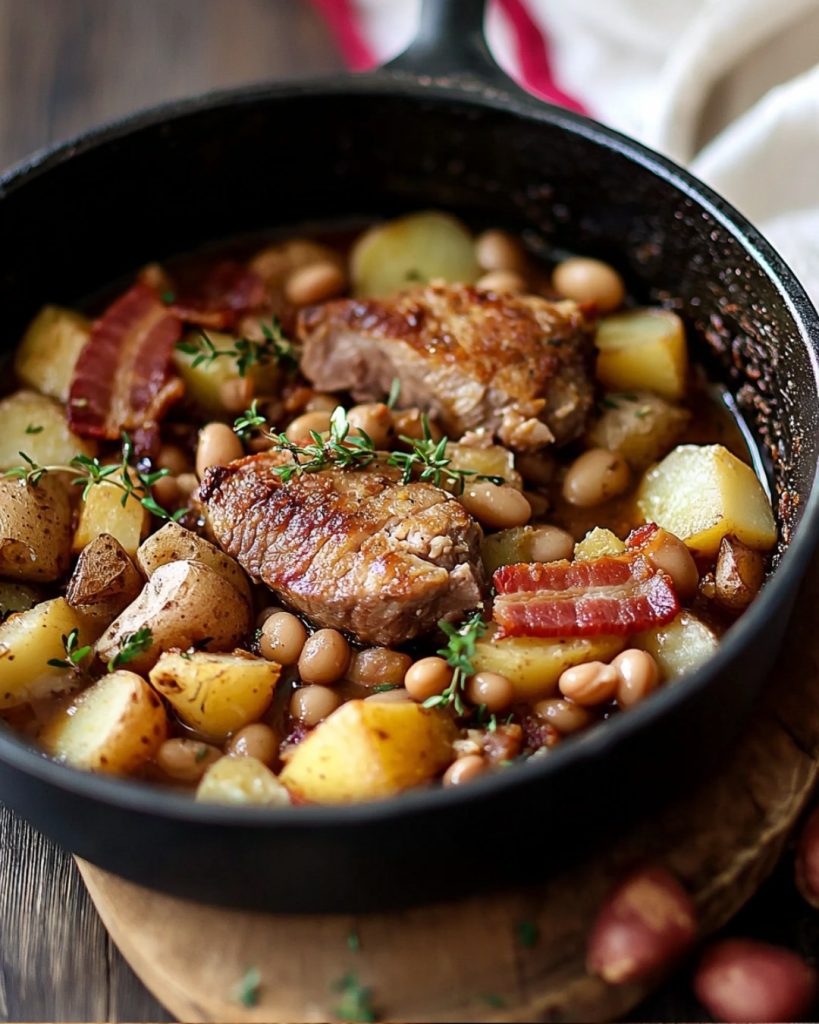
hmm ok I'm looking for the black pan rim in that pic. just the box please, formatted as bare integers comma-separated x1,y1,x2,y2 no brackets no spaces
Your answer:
1,70,819,831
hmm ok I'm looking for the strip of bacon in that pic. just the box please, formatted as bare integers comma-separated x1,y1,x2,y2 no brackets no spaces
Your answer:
68,283,183,451
168,261,266,330
492,525,679,638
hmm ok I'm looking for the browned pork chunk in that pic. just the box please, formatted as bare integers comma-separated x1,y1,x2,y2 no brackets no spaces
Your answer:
298,282,595,449
200,453,486,646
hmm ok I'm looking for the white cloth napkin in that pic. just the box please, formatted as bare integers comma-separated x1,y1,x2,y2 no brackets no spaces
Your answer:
350,0,819,305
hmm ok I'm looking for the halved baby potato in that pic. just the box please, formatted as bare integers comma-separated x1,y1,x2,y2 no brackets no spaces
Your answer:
40,670,167,774
634,611,720,680
280,699,456,804
137,522,252,603
67,533,143,623
0,389,96,470
14,306,90,403
196,755,290,806
0,598,103,709
471,626,626,701
595,309,688,400
150,650,280,742
636,444,777,558
73,481,150,559
0,475,74,582
351,211,480,298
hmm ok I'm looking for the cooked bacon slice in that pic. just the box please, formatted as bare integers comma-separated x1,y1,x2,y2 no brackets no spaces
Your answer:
68,283,183,449
168,261,266,330
492,525,679,638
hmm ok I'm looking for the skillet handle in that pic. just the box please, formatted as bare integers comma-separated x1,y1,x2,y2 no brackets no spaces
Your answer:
385,0,514,89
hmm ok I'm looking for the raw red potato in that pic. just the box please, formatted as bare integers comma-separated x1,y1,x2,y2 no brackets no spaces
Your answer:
493,524,680,638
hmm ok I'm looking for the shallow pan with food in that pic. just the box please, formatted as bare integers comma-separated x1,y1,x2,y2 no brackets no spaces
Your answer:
0,0,818,912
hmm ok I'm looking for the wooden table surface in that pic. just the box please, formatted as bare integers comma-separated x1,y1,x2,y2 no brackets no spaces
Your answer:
0,2,815,1021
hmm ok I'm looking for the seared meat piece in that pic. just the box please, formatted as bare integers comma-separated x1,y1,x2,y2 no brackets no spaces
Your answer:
200,453,486,646
298,282,595,449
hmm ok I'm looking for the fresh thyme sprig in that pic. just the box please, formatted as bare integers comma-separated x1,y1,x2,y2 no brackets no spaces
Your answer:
233,399,267,440
424,610,488,715
47,628,93,671
4,434,186,523
388,414,504,496
176,315,298,378
267,406,379,483
109,626,153,671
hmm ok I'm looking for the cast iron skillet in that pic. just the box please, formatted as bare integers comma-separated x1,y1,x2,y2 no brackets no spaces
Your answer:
1,0,818,912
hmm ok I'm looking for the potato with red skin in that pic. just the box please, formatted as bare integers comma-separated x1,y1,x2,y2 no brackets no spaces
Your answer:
795,805,819,909
586,866,696,984
694,938,817,1022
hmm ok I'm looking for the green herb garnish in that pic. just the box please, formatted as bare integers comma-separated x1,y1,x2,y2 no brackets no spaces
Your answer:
4,433,186,523
386,378,401,410
109,627,153,671
332,972,376,1023
482,993,507,1009
517,920,539,948
370,683,400,694
268,406,379,483
160,289,176,305
423,610,488,715
231,965,261,1008
24,424,43,435
47,628,93,670
347,927,361,952
386,414,503,496
233,399,268,440
176,315,298,377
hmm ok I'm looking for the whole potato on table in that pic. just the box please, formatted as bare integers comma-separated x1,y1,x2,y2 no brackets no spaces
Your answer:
96,559,252,674
0,475,73,582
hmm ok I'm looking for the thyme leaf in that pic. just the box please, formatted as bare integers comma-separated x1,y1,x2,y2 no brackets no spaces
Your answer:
47,628,92,670
386,414,503,495
176,315,298,377
108,626,153,671
423,610,488,715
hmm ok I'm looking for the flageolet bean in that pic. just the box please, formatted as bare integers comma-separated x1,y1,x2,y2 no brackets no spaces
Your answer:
647,528,699,601
528,525,575,563
443,754,487,787
348,647,413,688
156,738,221,783
392,408,443,443
475,229,527,273
475,270,527,293
157,444,190,475
284,410,333,445
694,939,817,1023
219,375,255,414
552,256,625,312
562,448,630,507
298,628,350,685
460,481,531,529
404,656,452,702
290,684,342,726
465,671,513,712
558,661,619,706
612,649,660,708
152,475,180,509
305,392,339,413
534,697,592,734
259,611,307,666
195,422,244,479
284,260,346,306
347,402,393,449
226,722,278,765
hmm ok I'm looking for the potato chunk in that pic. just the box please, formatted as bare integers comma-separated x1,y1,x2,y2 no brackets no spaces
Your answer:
0,389,96,469
636,444,776,558
351,211,479,298
635,611,719,680
96,560,252,674
14,306,90,402
595,309,688,400
482,525,573,574
0,476,73,581
445,442,522,491
0,598,103,709
196,756,290,806
574,527,626,561
280,700,456,803
472,626,625,702
714,535,765,613
73,481,150,559
150,650,279,742
587,391,690,470
67,534,143,623
137,522,251,602
40,670,167,774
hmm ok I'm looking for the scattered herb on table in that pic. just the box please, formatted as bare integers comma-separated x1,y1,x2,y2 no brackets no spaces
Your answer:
231,965,261,1008
332,972,376,1023
24,423,43,434
347,926,361,952
386,414,504,495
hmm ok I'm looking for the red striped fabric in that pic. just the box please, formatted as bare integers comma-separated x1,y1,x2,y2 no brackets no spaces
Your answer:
311,0,588,114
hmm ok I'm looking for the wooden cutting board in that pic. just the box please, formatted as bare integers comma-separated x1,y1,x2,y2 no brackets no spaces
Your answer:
75,555,819,1023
